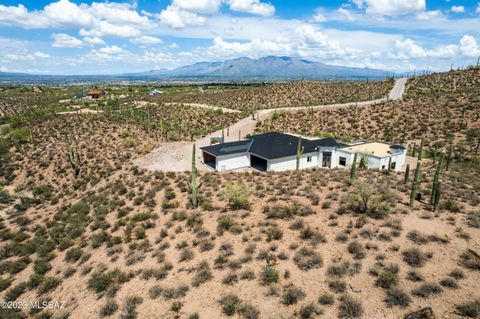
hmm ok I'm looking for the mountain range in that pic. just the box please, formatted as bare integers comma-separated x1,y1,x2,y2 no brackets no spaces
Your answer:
0,56,393,84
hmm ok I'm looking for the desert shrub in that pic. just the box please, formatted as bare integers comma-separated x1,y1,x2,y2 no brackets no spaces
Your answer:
264,202,314,219
406,270,424,282
100,299,118,317
385,287,411,308
439,278,458,289
456,299,480,318
0,277,12,292
329,280,347,293
33,259,51,275
293,247,323,271
299,302,322,318
120,296,142,319
266,226,283,241
440,198,461,212
347,241,366,259
65,247,83,263
88,269,130,294
219,294,241,316
376,270,399,289
466,212,480,228
281,285,305,305
179,248,195,262
37,276,61,294
460,250,480,270
217,216,236,234
412,283,443,298
318,293,335,305
222,182,252,210
259,265,279,286
237,302,260,319
449,269,465,280
338,295,363,318
402,248,428,267
192,261,213,287
222,272,239,285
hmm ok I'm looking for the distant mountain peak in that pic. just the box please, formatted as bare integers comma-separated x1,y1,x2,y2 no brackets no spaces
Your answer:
134,56,388,79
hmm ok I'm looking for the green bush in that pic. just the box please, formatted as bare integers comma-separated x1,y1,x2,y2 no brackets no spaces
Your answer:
338,295,363,318
456,299,480,318
294,247,323,271
222,182,252,210
259,265,279,286
281,285,305,305
219,294,241,316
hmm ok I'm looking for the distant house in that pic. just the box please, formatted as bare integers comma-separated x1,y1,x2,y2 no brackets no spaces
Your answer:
73,93,88,100
148,89,163,96
85,89,106,99
200,132,406,172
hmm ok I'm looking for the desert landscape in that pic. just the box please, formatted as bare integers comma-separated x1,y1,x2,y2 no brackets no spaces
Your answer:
0,67,479,319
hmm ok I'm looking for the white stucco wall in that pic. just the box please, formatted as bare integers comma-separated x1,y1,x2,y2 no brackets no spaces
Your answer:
331,149,406,171
216,153,250,171
267,152,318,172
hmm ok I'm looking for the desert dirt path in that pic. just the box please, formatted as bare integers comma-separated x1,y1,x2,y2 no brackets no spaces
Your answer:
135,78,408,172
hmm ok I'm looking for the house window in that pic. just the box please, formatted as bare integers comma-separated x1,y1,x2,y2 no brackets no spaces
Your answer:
382,165,385,170
339,157,346,166
307,156,312,163
391,162,396,170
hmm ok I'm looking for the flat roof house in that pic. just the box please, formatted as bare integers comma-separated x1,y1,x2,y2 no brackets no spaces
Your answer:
85,89,106,99
200,132,406,172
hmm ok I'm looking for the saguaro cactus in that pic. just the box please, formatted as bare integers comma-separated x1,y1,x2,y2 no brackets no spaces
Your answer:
446,146,452,171
404,164,410,185
387,156,392,174
188,144,199,207
432,181,442,212
65,134,83,178
410,139,423,207
296,135,304,171
430,152,444,205
350,153,358,179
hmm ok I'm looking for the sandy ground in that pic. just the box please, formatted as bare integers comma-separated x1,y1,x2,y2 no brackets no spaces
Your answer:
135,78,407,172
164,102,242,114
56,108,104,115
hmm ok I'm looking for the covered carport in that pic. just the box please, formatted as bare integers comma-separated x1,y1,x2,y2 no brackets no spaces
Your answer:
202,151,216,170
250,154,268,172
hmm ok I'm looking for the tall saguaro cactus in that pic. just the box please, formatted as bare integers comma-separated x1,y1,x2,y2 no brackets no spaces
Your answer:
404,164,410,185
430,152,444,206
432,181,442,212
65,133,83,178
188,144,199,207
350,153,358,179
296,135,304,171
387,156,392,174
410,139,423,207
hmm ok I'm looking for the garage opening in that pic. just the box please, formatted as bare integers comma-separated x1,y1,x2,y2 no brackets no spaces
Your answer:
250,154,267,172
202,152,216,170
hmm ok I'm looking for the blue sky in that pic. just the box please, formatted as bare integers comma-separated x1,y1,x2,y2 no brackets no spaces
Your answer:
0,0,479,74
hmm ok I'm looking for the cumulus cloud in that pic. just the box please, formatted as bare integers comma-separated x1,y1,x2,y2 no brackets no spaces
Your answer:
79,21,142,38
451,6,464,13
98,45,124,54
394,35,480,60
227,0,275,16
158,5,206,29
172,0,222,14
363,0,426,16
460,35,480,57
52,33,83,48
83,36,105,46
416,10,442,20
312,12,326,23
130,35,163,44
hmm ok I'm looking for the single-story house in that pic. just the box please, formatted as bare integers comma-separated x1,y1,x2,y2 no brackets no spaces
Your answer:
149,89,164,96
85,89,106,99
200,132,406,172
73,93,88,100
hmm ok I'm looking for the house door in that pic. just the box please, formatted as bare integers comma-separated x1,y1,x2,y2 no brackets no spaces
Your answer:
322,152,332,168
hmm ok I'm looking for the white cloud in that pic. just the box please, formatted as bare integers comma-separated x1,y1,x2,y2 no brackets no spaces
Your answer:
416,10,442,20
312,12,326,23
34,51,50,58
130,35,163,44
451,6,464,13
158,5,206,29
477,3,480,14
80,21,141,38
364,0,426,16
98,45,124,54
172,0,222,14
83,36,105,45
227,0,275,16
460,35,480,57
338,8,356,21
52,33,83,48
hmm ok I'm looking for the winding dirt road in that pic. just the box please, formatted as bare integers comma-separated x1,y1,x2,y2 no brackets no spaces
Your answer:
134,78,408,172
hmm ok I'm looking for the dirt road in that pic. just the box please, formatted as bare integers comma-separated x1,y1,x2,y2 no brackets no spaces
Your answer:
135,78,408,172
